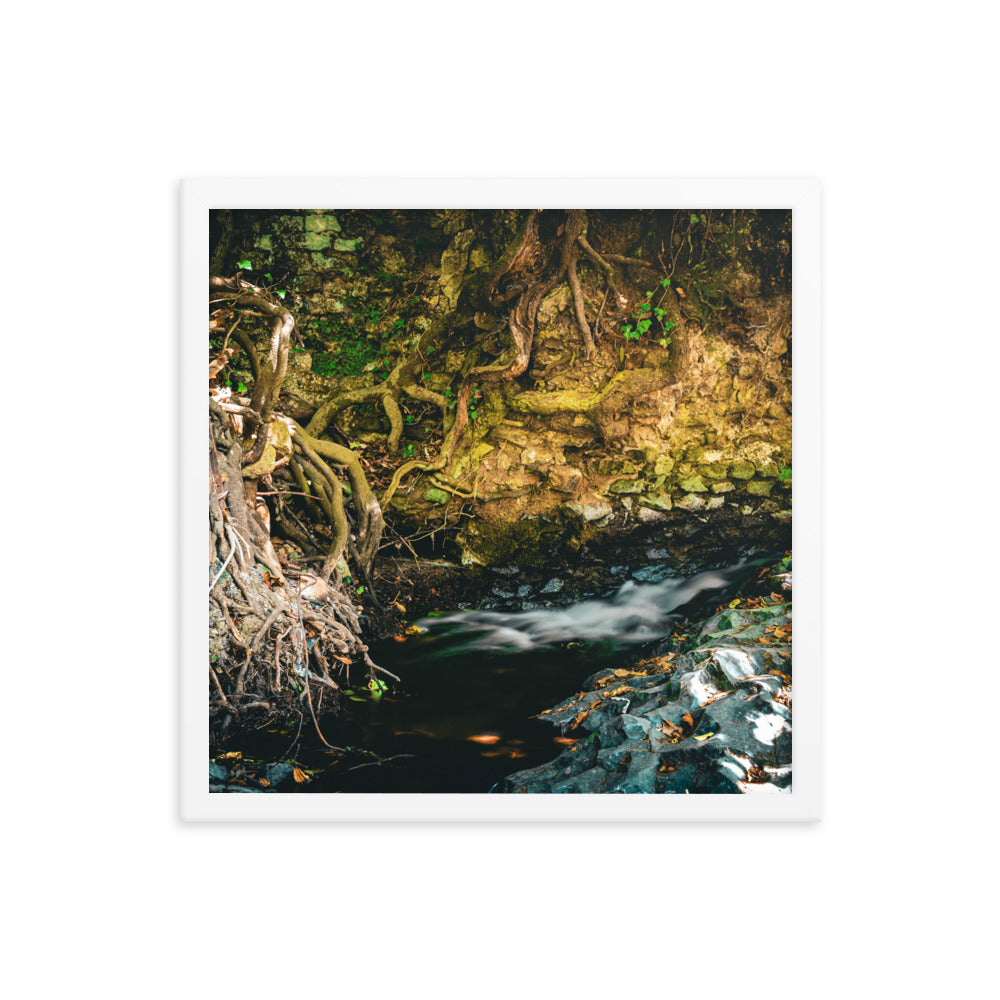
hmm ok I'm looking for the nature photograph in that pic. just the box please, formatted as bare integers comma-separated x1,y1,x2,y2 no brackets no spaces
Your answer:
206,207,794,795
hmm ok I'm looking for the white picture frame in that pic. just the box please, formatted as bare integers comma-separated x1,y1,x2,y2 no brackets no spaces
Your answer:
181,178,821,822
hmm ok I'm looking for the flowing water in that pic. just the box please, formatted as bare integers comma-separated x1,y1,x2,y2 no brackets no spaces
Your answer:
229,562,758,793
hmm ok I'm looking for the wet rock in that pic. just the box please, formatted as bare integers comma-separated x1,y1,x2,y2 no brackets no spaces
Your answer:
605,751,661,793
632,565,674,583
498,560,794,794
541,578,564,594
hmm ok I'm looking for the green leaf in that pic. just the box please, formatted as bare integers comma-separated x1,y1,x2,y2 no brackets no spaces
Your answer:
276,290,286,299
264,272,272,280
237,260,251,270
660,278,670,287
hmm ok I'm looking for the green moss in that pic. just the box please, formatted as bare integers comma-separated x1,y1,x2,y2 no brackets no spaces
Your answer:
746,480,773,495
697,464,728,480
638,494,672,511
679,475,707,492
302,232,331,251
608,478,645,494
458,517,564,568
597,459,638,475
730,460,755,480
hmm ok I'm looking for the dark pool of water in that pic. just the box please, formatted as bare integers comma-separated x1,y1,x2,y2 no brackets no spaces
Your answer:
226,560,769,793
234,636,619,793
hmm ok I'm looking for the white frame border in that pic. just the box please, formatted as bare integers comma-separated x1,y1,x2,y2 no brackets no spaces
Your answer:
181,178,820,822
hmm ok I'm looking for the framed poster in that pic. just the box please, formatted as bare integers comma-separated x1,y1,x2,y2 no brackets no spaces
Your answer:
181,178,820,821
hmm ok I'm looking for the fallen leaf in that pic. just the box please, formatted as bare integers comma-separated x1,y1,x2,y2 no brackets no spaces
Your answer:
467,734,501,744
292,767,310,783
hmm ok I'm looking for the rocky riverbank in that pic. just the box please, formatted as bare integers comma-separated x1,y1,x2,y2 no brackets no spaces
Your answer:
497,559,792,793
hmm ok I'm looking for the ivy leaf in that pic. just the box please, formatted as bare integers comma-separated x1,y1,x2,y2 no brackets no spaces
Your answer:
237,259,251,270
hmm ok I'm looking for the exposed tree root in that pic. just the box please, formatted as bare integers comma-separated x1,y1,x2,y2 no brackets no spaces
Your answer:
209,275,393,737
374,210,629,503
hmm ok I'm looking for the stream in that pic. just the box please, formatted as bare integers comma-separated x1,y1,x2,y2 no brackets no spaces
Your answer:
214,561,782,794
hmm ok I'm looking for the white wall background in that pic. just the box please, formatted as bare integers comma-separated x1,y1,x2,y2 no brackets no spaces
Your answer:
5,3,993,997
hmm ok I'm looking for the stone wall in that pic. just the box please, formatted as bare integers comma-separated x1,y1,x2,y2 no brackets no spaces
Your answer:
220,210,792,568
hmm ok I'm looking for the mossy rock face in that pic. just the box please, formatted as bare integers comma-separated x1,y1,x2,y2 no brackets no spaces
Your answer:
639,494,672,511
424,488,451,505
457,517,564,568
653,456,675,476
608,478,645,494
678,475,708,492
596,458,638,475
305,213,341,233
697,464,728,481
746,480,774,495
730,460,755,480
537,286,571,325
302,232,331,251
711,481,735,493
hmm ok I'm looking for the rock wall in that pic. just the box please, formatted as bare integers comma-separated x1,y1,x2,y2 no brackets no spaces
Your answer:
218,210,792,571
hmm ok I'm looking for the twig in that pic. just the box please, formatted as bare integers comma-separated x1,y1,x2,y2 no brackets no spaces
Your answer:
346,754,415,773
